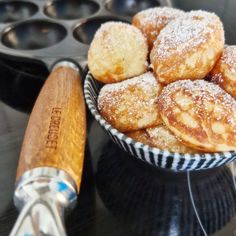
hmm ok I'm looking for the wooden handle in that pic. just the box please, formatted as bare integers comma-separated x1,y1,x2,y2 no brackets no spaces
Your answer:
16,65,86,190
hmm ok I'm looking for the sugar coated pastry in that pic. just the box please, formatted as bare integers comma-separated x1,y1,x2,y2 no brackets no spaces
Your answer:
158,80,236,152
146,124,197,153
98,72,162,132
126,130,152,146
127,124,197,153
150,10,225,85
210,45,236,98
132,7,184,49
88,22,148,83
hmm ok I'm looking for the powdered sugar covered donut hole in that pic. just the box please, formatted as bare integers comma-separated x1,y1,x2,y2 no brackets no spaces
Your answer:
132,7,184,50
98,72,162,132
88,22,148,84
150,10,225,85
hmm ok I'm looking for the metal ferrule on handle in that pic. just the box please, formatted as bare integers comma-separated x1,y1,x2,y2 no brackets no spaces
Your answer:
52,60,79,72
10,167,77,236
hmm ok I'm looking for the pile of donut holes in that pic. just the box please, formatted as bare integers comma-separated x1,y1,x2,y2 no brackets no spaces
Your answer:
88,7,236,153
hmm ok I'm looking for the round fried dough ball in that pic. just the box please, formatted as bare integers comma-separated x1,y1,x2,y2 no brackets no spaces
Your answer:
210,45,236,98
88,22,148,83
127,124,197,153
158,80,236,152
150,10,225,85
98,72,162,132
132,7,184,49
146,125,197,153
126,129,153,146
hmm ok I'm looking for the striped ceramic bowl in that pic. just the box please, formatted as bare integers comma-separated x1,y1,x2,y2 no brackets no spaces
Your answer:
84,73,236,171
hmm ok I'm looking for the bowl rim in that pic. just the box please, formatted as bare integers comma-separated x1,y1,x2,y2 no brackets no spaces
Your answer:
84,72,236,163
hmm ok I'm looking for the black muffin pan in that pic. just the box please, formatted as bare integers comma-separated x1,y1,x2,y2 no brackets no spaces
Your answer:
0,0,167,69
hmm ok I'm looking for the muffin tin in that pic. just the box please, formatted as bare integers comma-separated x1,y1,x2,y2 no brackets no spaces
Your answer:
0,0,164,69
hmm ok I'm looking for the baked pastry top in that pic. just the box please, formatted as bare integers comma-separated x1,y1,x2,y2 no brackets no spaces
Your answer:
127,124,197,153
158,79,236,152
132,7,184,50
98,72,162,132
150,10,224,85
210,45,236,98
88,22,148,83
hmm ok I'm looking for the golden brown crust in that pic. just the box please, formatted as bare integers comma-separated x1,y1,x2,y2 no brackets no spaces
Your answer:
98,72,162,132
126,129,152,146
146,124,198,153
132,7,184,50
150,10,225,85
88,22,148,84
158,80,236,152
126,124,198,153
209,45,236,98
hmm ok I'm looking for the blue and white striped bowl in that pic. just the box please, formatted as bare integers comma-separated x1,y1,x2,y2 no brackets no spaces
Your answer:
84,73,236,171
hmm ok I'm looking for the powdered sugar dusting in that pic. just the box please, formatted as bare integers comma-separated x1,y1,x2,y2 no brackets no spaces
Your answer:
159,79,236,113
98,72,160,112
99,72,158,98
93,21,146,47
146,124,196,153
147,125,176,143
97,72,162,131
135,7,184,27
152,10,224,59
221,45,236,73
158,80,236,151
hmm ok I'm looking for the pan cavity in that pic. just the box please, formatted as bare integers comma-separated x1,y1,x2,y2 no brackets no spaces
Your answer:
73,17,124,45
106,0,160,16
0,1,38,23
2,20,67,50
44,0,100,20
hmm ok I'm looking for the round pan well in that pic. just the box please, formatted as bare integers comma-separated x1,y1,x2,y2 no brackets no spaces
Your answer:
44,0,100,20
2,20,67,50
106,0,160,17
0,1,38,23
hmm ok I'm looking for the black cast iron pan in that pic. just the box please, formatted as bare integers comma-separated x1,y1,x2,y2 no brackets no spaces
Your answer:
0,0,162,111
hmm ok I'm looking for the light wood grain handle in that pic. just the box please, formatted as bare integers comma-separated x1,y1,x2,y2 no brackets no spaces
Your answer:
16,64,86,190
